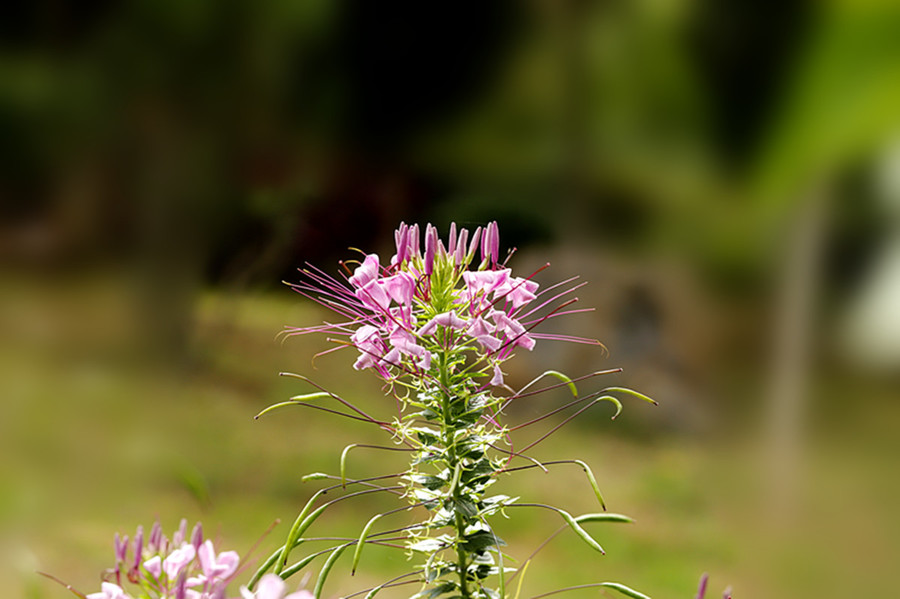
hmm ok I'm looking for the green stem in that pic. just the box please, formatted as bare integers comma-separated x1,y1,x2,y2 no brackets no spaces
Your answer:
438,349,472,599
455,511,471,598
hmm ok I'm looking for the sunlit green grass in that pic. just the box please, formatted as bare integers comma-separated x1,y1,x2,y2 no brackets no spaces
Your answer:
2,272,897,598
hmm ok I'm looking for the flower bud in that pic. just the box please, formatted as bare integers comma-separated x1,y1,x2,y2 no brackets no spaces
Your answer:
190,521,203,550
132,526,143,570
424,224,436,275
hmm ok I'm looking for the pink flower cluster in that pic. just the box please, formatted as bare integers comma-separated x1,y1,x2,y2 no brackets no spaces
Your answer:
90,520,240,599
287,222,595,388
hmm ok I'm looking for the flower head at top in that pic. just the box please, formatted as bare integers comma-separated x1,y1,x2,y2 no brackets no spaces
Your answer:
285,221,599,390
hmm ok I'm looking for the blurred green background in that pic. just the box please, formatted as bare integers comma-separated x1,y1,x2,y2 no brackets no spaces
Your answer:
2,1,899,598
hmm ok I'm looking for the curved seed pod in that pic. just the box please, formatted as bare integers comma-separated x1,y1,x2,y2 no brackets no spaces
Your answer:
313,544,350,599
594,395,624,420
279,552,320,579
573,513,634,524
275,490,329,573
605,387,659,406
254,393,332,419
558,509,605,555
599,582,653,599
542,370,579,397
573,460,608,511
352,514,382,575
340,444,358,488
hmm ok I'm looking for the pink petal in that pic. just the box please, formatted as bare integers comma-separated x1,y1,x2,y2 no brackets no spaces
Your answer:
474,333,503,352
349,254,380,288
163,544,196,580
382,272,416,305
466,316,494,338
490,364,505,386
257,574,286,599
463,269,509,296
356,279,390,311
143,556,162,579
495,276,539,309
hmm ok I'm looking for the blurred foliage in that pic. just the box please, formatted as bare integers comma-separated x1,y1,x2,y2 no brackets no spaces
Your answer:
2,1,899,598
2,0,898,296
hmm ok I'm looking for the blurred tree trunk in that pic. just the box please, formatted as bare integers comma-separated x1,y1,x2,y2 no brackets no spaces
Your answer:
132,98,215,367
556,0,591,244
763,182,829,521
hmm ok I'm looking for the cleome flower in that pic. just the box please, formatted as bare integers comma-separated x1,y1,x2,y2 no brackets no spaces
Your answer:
284,221,599,391
89,519,240,599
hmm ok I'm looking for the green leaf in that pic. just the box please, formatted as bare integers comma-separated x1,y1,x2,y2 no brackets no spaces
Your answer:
599,582,653,599
408,473,447,490
408,538,446,553
412,426,441,445
410,581,458,599
460,459,494,487
461,529,505,553
450,498,479,519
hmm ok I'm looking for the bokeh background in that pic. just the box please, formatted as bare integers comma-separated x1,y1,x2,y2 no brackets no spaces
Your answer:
2,1,899,598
